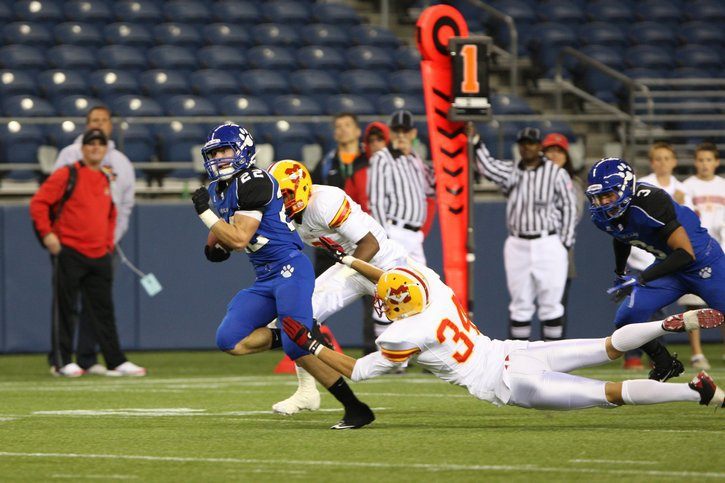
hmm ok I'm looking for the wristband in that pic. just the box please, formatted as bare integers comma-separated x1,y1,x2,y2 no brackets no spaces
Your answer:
310,340,324,356
199,209,220,229
341,255,355,267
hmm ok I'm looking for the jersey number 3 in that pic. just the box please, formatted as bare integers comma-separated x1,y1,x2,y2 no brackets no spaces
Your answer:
436,296,480,363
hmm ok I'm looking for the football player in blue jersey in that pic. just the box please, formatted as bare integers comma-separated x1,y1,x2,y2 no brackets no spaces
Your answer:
586,158,725,381
190,123,374,429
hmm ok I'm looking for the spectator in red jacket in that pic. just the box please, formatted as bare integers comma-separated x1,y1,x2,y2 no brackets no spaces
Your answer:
30,129,146,378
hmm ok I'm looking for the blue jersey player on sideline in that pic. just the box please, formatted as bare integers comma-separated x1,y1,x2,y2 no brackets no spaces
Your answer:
586,158,725,382
190,123,374,430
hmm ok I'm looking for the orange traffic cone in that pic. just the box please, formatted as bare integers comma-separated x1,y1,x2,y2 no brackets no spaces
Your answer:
274,325,343,374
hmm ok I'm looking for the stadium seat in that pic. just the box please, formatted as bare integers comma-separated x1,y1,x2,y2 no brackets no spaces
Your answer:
14,0,64,24
258,121,314,160
246,46,298,71
578,45,623,70
622,67,667,81
241,69,290,95
678,21,725,47
140,69,192,98
261,2,311,25
389,70,422,95
1,45,46,72
271,95,323,115
211,1,261,25
153,23,203,47
54,22,104,46
190,69,239,95
634,0,681,24
339,70,388,94
296,46,346,71
324,94,375,115
164,1,212,25
116,123,156,162
104,23,154,47
685,0,725,22
311,3,361,25
196,46,247,70
0,122,44,176
536,0,585,23
3,22,53,46
0,70,37,96
376,94,425,115
346,46,396,72
215,95,271,116
89,70,140,98
528,22,578,71
252,23,301,47
46,45,96,72
202,24,251,47
63,0,114,25
46,120,86,148
299,24,351,47
349,25,400,48
155,121,206,162
289,70,339,95
396,46,421,70
0,1,12,24
491,0,537,24
163,95,217,116
98,45,147,72
579,22,627,49
586,0,633,24
491,94,535,115
624,46,674,70
110,95,163,116
38,70,89,99
148,45,197,71
628,22,678,49
675,45,723,72
2,95,55,117
113,2,161,25
55,95,104,116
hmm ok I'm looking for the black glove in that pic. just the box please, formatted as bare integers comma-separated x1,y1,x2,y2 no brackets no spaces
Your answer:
282,317,324,355
318,236,348,263
192,187,210,215
204,244,230,263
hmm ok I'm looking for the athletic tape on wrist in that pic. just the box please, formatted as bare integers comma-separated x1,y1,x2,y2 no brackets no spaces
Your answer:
199,209,220,229
341,255,354,267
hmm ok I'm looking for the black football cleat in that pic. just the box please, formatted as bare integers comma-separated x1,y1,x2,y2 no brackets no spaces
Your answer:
688,371,724,409
330,403,375,430
648,354,685,382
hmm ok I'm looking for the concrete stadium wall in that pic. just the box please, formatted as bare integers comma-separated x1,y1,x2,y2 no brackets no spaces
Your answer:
0,202,713,354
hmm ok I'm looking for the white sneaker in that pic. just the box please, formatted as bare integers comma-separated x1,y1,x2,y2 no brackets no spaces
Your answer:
691,354,711,370
106,361,146,377
51,362,84,378
85,364,108,375
272,389,321,415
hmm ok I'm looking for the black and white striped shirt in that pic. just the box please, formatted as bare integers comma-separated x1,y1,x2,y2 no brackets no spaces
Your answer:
368,147,436,228
475,142,577,248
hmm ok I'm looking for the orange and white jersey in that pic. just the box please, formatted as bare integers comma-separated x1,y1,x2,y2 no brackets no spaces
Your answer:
296,184,407,269
351,265,519,405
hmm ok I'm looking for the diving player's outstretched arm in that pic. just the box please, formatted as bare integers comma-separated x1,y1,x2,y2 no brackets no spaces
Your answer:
317,237,384,283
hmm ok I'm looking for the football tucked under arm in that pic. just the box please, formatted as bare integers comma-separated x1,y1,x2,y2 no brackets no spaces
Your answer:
205,232,231,262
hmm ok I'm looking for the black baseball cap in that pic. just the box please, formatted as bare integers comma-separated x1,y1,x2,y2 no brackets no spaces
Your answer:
516,127,541,143
82,128,108,145
389,109,414,131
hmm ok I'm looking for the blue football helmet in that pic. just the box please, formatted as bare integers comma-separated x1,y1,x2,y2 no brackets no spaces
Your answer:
201,123,256,181
586,157,636,224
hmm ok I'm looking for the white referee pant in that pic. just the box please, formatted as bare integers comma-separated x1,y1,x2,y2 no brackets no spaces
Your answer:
385,221,426,265
504,234,568,340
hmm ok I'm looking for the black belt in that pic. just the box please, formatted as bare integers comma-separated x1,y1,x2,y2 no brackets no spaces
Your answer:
512,230,556,240
388,219,420,232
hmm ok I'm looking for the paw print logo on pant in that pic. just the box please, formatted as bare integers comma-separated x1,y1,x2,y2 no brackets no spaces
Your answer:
281,264,295,278
699,266,712,279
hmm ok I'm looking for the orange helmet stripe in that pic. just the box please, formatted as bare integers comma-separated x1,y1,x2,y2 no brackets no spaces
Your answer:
329,198,352,228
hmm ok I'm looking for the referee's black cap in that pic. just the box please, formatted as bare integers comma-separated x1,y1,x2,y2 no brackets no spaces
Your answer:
516,127,541,143
389,109,414,131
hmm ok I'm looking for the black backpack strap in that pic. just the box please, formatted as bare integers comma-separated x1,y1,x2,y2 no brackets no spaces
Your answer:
34,164,78,246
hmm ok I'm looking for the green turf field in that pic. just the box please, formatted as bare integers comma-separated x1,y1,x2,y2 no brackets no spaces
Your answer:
0,344,722,482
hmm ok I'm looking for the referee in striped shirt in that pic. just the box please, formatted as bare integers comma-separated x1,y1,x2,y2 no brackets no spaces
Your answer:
368,109,436,265
475,127,577,341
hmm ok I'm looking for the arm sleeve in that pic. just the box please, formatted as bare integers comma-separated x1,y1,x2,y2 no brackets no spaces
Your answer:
234,172,275,213
473,141,515,190
29,168,70,238
113,153,135,243
554,169,578,248
367,153,390,227
330,198,371,246
613,238,631,275
640,248,694,283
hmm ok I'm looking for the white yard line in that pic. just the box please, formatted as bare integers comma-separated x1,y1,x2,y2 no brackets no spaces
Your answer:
0,452,722,479
51,474,138,480
31,407,388,418
570,459,659,465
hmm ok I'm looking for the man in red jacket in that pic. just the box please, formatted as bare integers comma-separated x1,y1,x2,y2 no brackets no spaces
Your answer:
30,129,145,378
